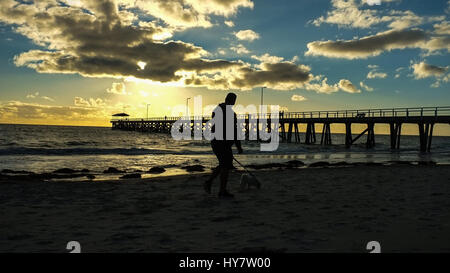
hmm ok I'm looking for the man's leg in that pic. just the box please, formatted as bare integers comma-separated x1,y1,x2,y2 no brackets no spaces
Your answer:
204,166,220,194
218,167,233,198
207,166,221,182
219,167,229,193
218,146,234,198
204,142,222,194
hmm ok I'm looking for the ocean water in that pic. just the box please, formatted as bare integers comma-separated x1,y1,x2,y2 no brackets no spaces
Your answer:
1,124,449,180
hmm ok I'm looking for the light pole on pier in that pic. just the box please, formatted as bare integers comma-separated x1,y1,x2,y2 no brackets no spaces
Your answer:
146,104,151,120
260,86,266,112
186,97,191,117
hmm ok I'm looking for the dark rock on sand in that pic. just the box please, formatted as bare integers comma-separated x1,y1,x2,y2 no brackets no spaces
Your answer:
53,168,78,174
389,160,413,165
148,167,166,174
182,165,205,172
33,173,86,180
1,169,34,175
81,169,90,173
104,167,125,174
247,163,286,170
331,161,351,166
86,174,96,180
365,162,384,166
309,161,330,168
418,161,437,166
286,160,305,167
120,173,142,179
245,161,305,170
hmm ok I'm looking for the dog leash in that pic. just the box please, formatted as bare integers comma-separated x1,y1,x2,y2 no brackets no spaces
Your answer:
233,156,260,180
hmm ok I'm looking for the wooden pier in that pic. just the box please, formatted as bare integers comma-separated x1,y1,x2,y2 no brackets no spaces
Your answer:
111,106,450,152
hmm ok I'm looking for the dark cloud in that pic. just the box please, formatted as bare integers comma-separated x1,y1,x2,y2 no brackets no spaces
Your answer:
231,63,312,90
305,29,448,59
2,1,239,82
411,62,449,88
1,0,366,92
2,0,319,91
183,62,313,90
123,0,254,28
412,62,447,78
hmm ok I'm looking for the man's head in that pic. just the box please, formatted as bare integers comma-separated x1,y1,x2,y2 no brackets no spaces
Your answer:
225,92,237,105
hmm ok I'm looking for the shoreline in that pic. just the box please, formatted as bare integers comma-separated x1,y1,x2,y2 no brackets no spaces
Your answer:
0,159,445,183
1,164,450,252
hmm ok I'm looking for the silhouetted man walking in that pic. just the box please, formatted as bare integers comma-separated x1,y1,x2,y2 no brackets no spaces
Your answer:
204,93,243,198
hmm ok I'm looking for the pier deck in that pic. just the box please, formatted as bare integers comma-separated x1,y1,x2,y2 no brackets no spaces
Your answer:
111,106,450,152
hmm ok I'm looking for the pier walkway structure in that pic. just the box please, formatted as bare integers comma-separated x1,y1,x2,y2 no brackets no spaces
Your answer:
111,106,450,152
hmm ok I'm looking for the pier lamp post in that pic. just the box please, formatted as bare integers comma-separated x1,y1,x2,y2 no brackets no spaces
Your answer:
260,86,266,112
186,97,191,117
146,104,151,120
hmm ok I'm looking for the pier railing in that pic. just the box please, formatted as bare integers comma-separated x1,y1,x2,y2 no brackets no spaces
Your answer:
111,106,450,122
280,106,450,119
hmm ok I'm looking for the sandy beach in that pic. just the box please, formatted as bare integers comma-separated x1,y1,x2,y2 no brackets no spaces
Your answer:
1,163,449,253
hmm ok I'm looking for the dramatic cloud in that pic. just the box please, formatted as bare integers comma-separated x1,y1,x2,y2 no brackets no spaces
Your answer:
411,62,449,88
365,0,381,6
306,29,449,59
0,0,369,94
433,21,450,35
231,62,312,90
312,0,443,30
312,0,386,28
0,0,319,91
4,0,238,83
303,76,361,94
235,29,260,41
291,94,307,101
304,77,339,94
386,10,444,30
119,0,254,28
412,62,448,79
185,62,313,91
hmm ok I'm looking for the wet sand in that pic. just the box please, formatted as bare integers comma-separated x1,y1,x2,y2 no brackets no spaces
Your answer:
1,164,449,253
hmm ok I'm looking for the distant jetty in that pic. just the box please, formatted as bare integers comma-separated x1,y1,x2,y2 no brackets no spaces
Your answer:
111,106,450,152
